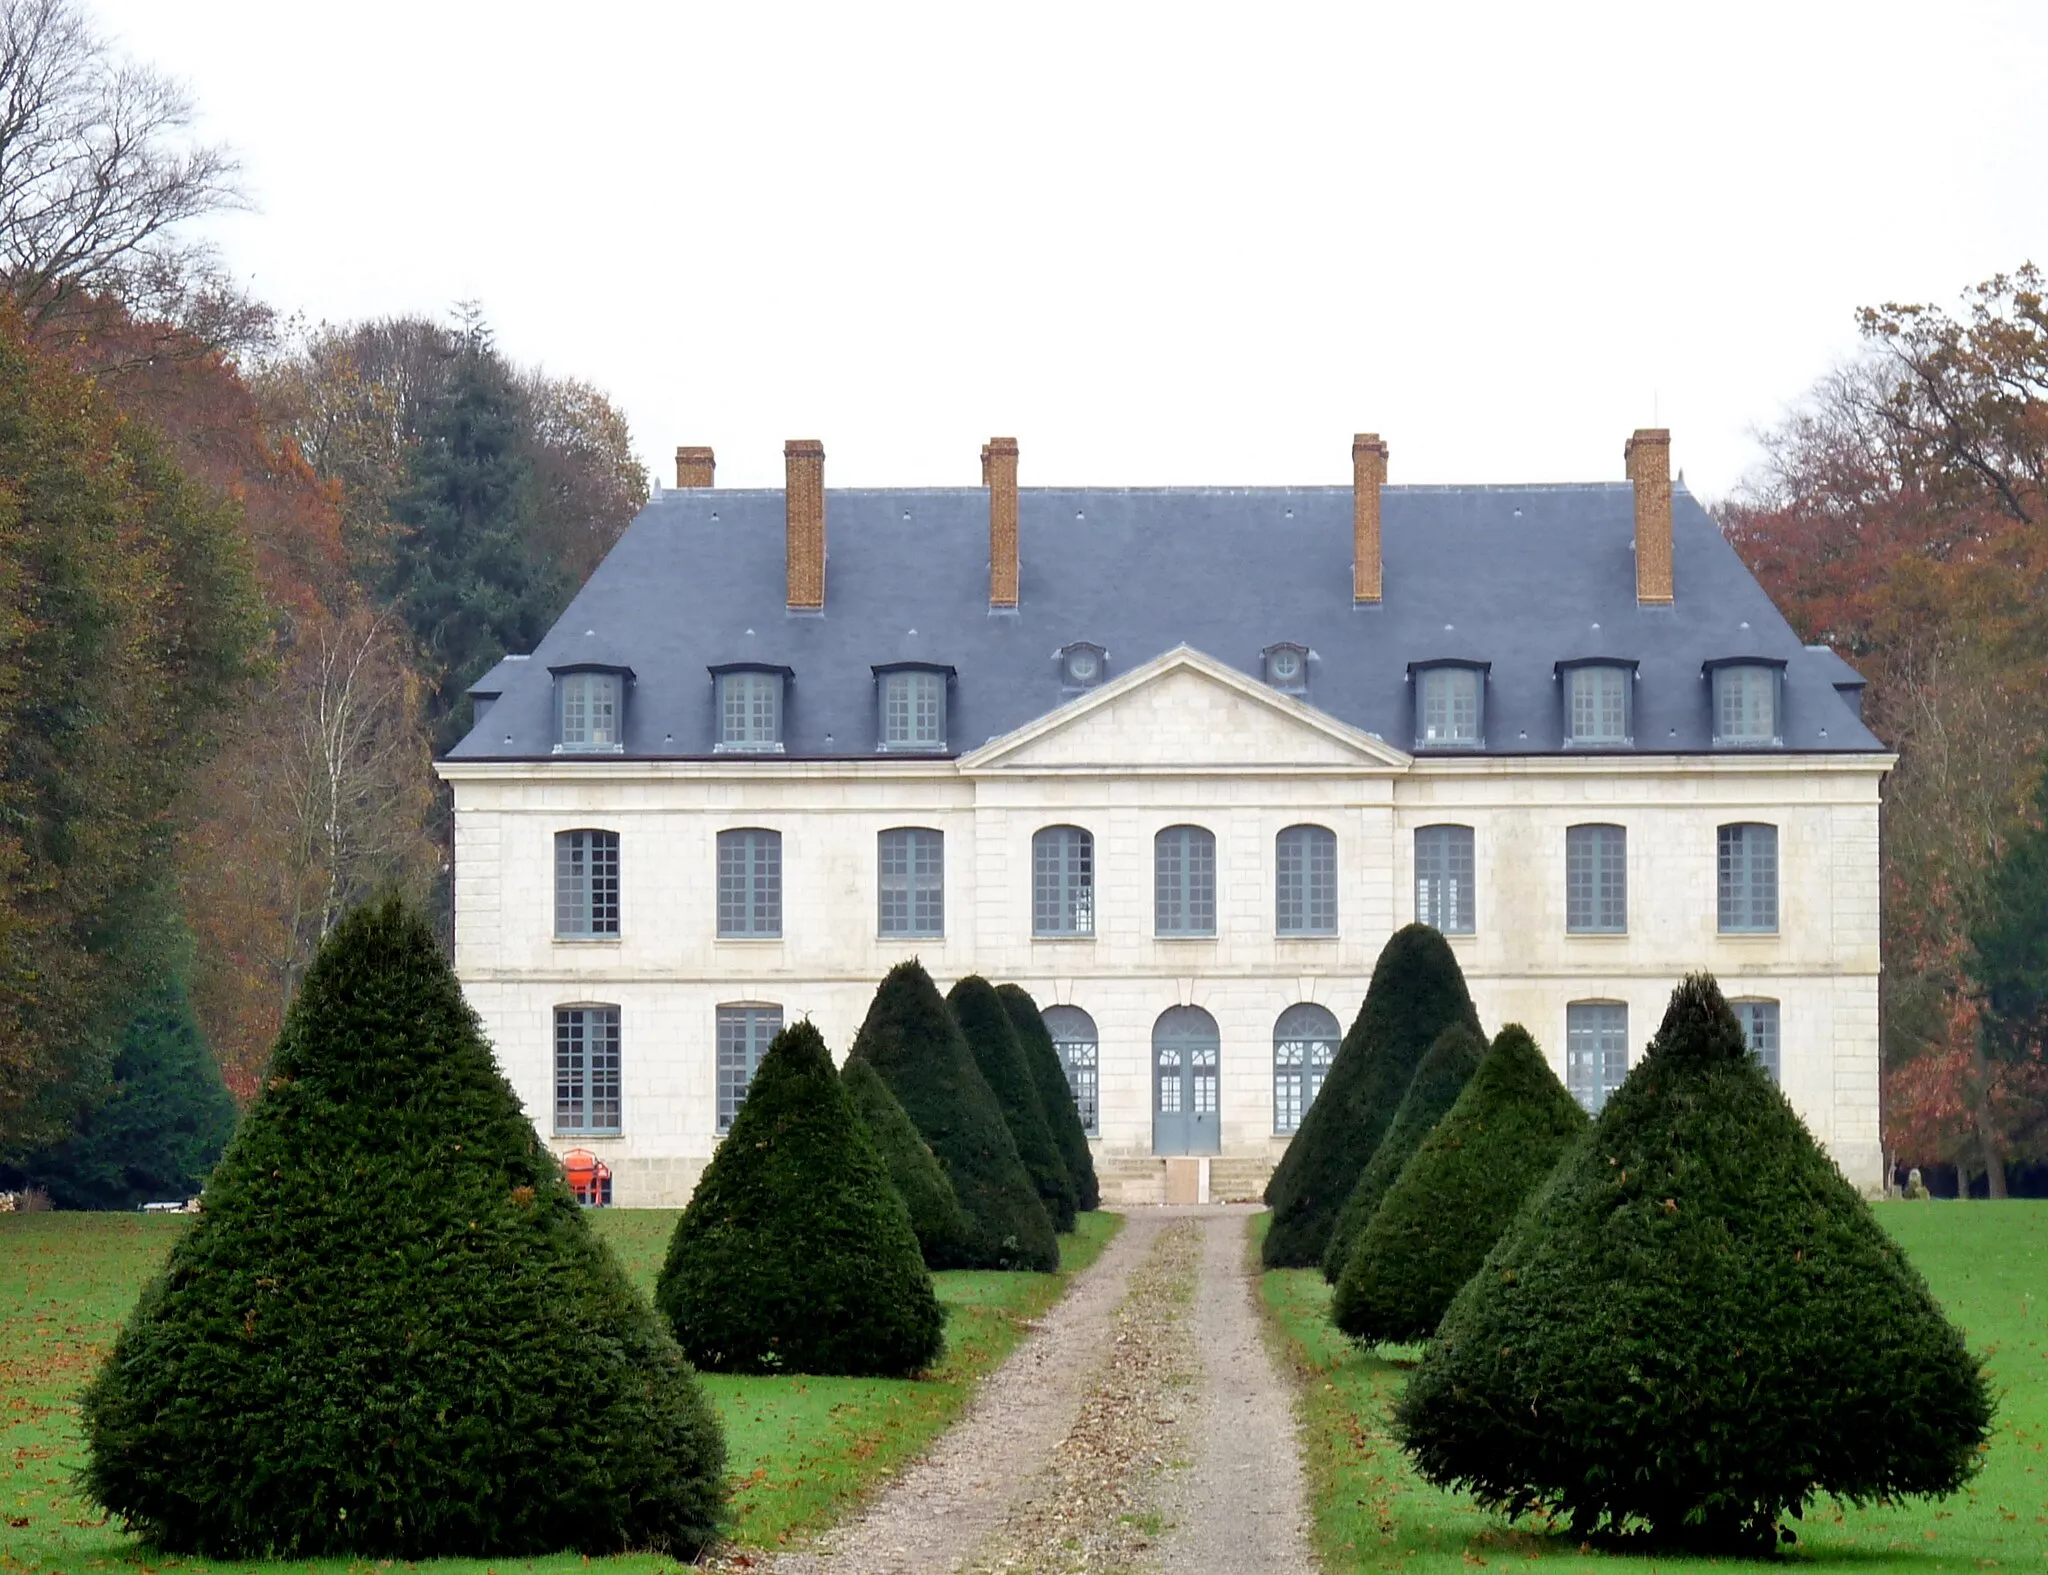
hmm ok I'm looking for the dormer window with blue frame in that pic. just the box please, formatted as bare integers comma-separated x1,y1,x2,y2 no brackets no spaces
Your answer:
1262,643,1310,696
711,664,790,752
1410,661,1487,749
1705,658,1786,747
1557,659,1636,747
1059,642,1107,693
551,665,630,753
875,663,954,752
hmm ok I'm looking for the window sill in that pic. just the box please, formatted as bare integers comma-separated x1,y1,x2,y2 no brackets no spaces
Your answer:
1154,933,1219,943
1032,932,1098,943
552,1131,622,1141
713,742,786,755
553,936,623,945
879,933,946,943
1716,929,1781,939
714,935,785,945
1276,931,1339,942
1565,930,1630,939
552,744,625,755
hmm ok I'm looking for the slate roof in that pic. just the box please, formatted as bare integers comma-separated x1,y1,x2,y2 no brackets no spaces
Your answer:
447,482,1882,761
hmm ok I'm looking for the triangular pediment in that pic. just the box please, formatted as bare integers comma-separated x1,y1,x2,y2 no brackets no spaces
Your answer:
961,646,1411,774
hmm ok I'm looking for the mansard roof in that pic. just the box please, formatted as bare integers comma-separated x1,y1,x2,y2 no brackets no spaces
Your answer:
445,481,1882,760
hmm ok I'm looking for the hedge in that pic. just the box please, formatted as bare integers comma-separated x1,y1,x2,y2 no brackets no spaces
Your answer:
997,983,1100,1212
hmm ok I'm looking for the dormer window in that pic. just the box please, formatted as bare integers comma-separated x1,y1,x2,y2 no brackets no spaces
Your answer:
1707,660,1784,747
1059,642,1107,692
875,664,952,752
1411,661,1487,748
552,667,628,753
712,665,789,752
1558,660,1635,747
1262,643,1310,695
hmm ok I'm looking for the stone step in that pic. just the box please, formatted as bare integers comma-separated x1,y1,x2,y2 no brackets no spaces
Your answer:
1088,1153,1277,1207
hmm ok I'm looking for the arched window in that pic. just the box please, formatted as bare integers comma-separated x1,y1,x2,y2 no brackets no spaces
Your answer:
1155,825,1216,936
1033,826,1094,936
1273,1003,1339,1135
1153,1006,1221,1156
554,1004,621,1135
1042,1005,1100,1135
1276,824,1337,935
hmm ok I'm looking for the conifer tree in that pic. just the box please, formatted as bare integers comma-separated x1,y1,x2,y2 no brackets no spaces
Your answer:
1320,1021,1484,1281
851,960,1057,1270
950,976,1076,1233
79,898,725,1559
997,984,1099,1212
1332,1023,1585,1343
842,1055,972,1265
1263,925,1480,1267
659,1021,944,1376
1397,977,1994,1550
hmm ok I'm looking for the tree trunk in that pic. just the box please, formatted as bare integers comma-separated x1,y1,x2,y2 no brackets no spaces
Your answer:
1968,1040,2009,1199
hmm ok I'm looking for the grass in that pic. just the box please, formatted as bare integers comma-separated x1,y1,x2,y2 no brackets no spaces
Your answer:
1257,1203,2048,1572
0,1205,1122,1572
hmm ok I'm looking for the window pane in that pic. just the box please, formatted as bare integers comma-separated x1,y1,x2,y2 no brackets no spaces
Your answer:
717,829,781,937
1276,825,1337,935
717,1004,782,1132
1421,667,1482,745
554,1006,621,1133
1273,1003,1339,1134
1566,824,1627,933
1566,1002,1628,1113
880,828,944,937
1033,826,1094,936
555,830,620,937
720,672,781,747
1415,824,1475,934
1155,826,1216,935
1718,823,1779,932
558,672,620,750
1568,666,1629,744
1716,666,1778,744
882,670,946,748
1043,1005,1099,1135
1735,999,1781,1084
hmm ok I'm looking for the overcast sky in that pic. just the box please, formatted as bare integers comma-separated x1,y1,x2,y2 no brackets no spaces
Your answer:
92,0,2048,497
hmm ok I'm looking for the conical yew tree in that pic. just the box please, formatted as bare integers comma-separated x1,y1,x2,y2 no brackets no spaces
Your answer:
1320,1021,1485,1281
949,975,1077,1234
998,983,1101,1212
1332,1023,1585,1343
79,897,726,1559
1396,977,1995,1550
842,1054,972,1265
850,960,1057,1271
1263,925,1480,1267
658,1021,944,1376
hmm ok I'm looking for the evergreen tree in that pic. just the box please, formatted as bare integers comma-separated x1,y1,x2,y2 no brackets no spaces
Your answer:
842,1055,971,1265
1396,977,1994,1551
849,960,1057,1271
80,898,725,1558
1263,925,1480,1267
998,983,1100,1212
1320,1021,1484,1282
950,976,1076,1234
1970,755,2048,1062
1332,1023,1585,1344
658,1021,944,1376
24,975,237,1210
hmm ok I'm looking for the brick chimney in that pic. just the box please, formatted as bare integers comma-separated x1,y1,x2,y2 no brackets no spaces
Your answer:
1625,428,1673,605
785,439,825,610
986,436,1019,609
674,446,715,487
1352,433,1388,604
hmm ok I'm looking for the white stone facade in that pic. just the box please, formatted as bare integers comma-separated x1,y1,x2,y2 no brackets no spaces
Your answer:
441,649,1890,1206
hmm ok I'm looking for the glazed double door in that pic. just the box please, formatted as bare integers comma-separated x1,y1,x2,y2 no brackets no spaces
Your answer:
1153,1006,1221,1156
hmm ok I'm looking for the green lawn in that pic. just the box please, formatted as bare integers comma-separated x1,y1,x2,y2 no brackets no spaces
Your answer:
0,1206,1122,1572
1258,1203,2048,1572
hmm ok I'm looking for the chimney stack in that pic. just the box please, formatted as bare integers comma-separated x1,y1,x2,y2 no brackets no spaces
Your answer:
1352,433,1388,604
986,436,1019,609
785,439,825,610
1625,428,1673,604
674,446,715,488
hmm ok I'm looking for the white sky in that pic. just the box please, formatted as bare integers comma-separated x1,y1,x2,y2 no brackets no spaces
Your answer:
92,0,2048,498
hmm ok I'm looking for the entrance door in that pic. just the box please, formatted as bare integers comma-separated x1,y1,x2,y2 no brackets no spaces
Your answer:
1153,1006,1221,1156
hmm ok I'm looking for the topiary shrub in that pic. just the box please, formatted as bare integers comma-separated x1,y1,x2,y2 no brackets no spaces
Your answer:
849,960,1057,1271
1263,925,1480,1267
79,897,726,1559
948,976,1077,1234
997,983,1100,1211
1332,1023,1585,1344
658,1020,944,1376
1320,1021,1485,1282
842,1055,971,1265
1396,976,1995,1551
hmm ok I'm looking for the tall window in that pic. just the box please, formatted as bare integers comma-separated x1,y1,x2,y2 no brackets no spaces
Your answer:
1565,664,1631,745
1273,1003,1339,1135
556,671,622,751
716,670,782,749
1566,824,1627,933
879,828,945,937
1042,1005,1100,1136
1566,1002,1628,1113
1733,999,1781,1084
880,669,946,750
555,829,619,937
554,1005,621,1134
716,828,781,937
1154,825,1217,936
1718,823,1779,933
716,1004,782,1132
1033,826,1094,936
1417,666,1483,747
1712,664,1780,745
1415,824,1475,934
1276,825,1337,936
